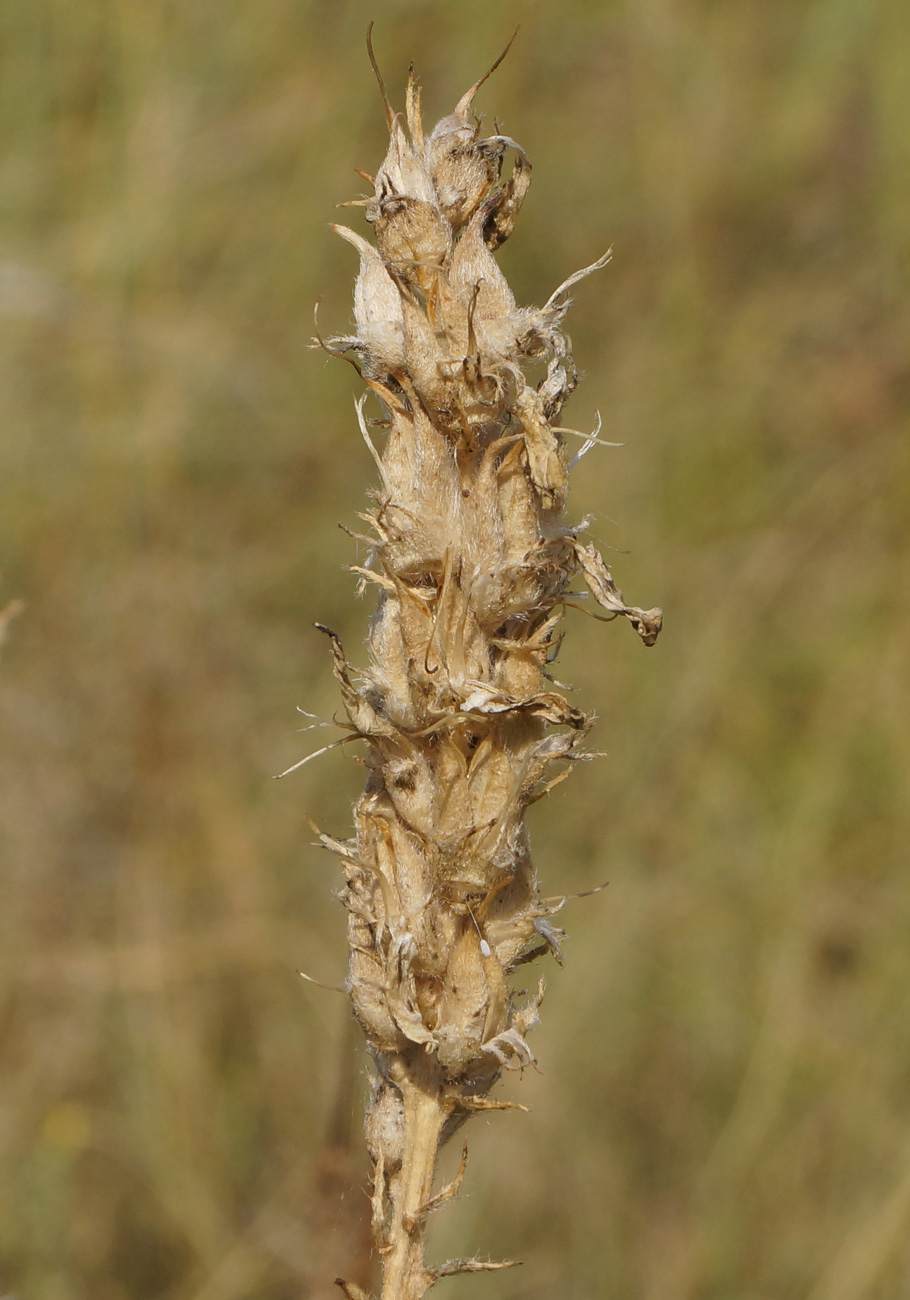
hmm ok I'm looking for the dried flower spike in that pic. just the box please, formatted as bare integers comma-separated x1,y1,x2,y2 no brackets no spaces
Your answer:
317,32,661,1299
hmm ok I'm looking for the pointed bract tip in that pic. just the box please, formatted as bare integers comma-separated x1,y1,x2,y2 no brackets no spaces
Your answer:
365,22,395,129
455,25,521,116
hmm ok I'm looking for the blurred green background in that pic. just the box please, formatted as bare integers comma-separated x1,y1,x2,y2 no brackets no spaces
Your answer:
1,0,908,1297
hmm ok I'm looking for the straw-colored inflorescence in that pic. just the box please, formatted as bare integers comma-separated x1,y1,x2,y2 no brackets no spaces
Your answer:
318,34,662,1300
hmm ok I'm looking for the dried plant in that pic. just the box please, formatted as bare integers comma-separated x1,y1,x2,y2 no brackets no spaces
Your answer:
307,32,661,1300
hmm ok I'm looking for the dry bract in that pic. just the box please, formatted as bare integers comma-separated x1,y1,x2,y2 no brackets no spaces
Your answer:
318,35,661,1299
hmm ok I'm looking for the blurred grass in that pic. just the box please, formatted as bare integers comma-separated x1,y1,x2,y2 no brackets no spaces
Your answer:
1,0,908,1297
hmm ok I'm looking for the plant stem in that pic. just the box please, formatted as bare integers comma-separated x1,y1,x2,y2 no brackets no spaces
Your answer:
380,1055,447,1300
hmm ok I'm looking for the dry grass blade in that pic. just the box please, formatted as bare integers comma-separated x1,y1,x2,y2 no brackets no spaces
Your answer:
0,597,24,650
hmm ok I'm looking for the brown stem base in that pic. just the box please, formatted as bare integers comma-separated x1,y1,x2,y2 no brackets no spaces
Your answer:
380,1054,449,1300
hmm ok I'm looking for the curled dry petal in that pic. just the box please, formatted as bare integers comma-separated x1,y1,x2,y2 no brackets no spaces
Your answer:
575,543,664,646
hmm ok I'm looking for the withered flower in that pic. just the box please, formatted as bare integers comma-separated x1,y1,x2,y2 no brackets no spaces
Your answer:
312,32,661,1300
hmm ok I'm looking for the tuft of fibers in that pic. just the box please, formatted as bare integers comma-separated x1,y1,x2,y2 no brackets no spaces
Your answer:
318,32,662,1300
